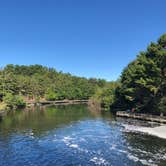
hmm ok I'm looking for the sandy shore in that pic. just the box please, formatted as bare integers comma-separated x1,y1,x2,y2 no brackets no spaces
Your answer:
124,124,166,139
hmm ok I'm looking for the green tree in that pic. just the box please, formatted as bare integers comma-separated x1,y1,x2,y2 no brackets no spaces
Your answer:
116,34,166,114
3,93,26,109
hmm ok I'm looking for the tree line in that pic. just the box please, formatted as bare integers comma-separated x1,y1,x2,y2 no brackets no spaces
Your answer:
0,34,165,114
0,64,106,109
92,34,166,115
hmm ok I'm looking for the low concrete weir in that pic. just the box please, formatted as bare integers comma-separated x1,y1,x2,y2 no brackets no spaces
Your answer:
116,111,166,123
27,100,89,106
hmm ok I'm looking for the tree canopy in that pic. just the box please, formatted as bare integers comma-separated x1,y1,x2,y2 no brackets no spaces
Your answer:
114,34,166,114
90,34,166,115
0,64,106,109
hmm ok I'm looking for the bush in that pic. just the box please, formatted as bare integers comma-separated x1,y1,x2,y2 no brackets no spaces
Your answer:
91,82,119,111
45,91,58,101
101,96,114,110
3,93,26,109
15,95,26,108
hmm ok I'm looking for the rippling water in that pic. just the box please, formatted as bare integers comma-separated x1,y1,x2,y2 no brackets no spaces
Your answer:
0,104,166,166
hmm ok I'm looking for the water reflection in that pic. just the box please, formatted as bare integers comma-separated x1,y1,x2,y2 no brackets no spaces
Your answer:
0,104,165,166
0,104,97,137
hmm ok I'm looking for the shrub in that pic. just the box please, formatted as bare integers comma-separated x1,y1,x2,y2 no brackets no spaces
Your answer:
3,93,26,109
45,91,58,101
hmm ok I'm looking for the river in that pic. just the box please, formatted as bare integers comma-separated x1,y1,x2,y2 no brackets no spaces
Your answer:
0,104,166,166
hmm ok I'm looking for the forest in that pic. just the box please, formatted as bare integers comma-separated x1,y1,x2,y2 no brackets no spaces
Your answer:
0,65,106,109
0,34,165,114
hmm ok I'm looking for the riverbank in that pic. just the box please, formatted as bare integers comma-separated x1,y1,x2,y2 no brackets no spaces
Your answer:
117,111,166,123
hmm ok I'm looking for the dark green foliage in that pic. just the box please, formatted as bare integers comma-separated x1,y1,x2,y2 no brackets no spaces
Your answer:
158,97,166,114
90,34,166,114
115,34,166,114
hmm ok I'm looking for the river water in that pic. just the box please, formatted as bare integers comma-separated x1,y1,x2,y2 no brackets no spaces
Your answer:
0,104,166,166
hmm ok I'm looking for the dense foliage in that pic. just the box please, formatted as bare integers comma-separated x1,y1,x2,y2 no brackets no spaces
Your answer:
115,34,166,114
0,65,106,109
3,93,26,109
90,81,119,110
91,34,166,114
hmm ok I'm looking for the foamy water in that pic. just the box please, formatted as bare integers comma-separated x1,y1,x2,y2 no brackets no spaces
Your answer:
123,124,166,139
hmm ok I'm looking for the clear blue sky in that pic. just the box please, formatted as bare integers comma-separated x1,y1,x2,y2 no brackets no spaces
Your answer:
0,0,165,81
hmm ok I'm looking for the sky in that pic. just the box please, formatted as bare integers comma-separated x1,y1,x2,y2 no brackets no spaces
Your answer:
0,0,165,81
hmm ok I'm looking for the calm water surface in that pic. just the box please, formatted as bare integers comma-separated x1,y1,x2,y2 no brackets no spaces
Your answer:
0,104,166,166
